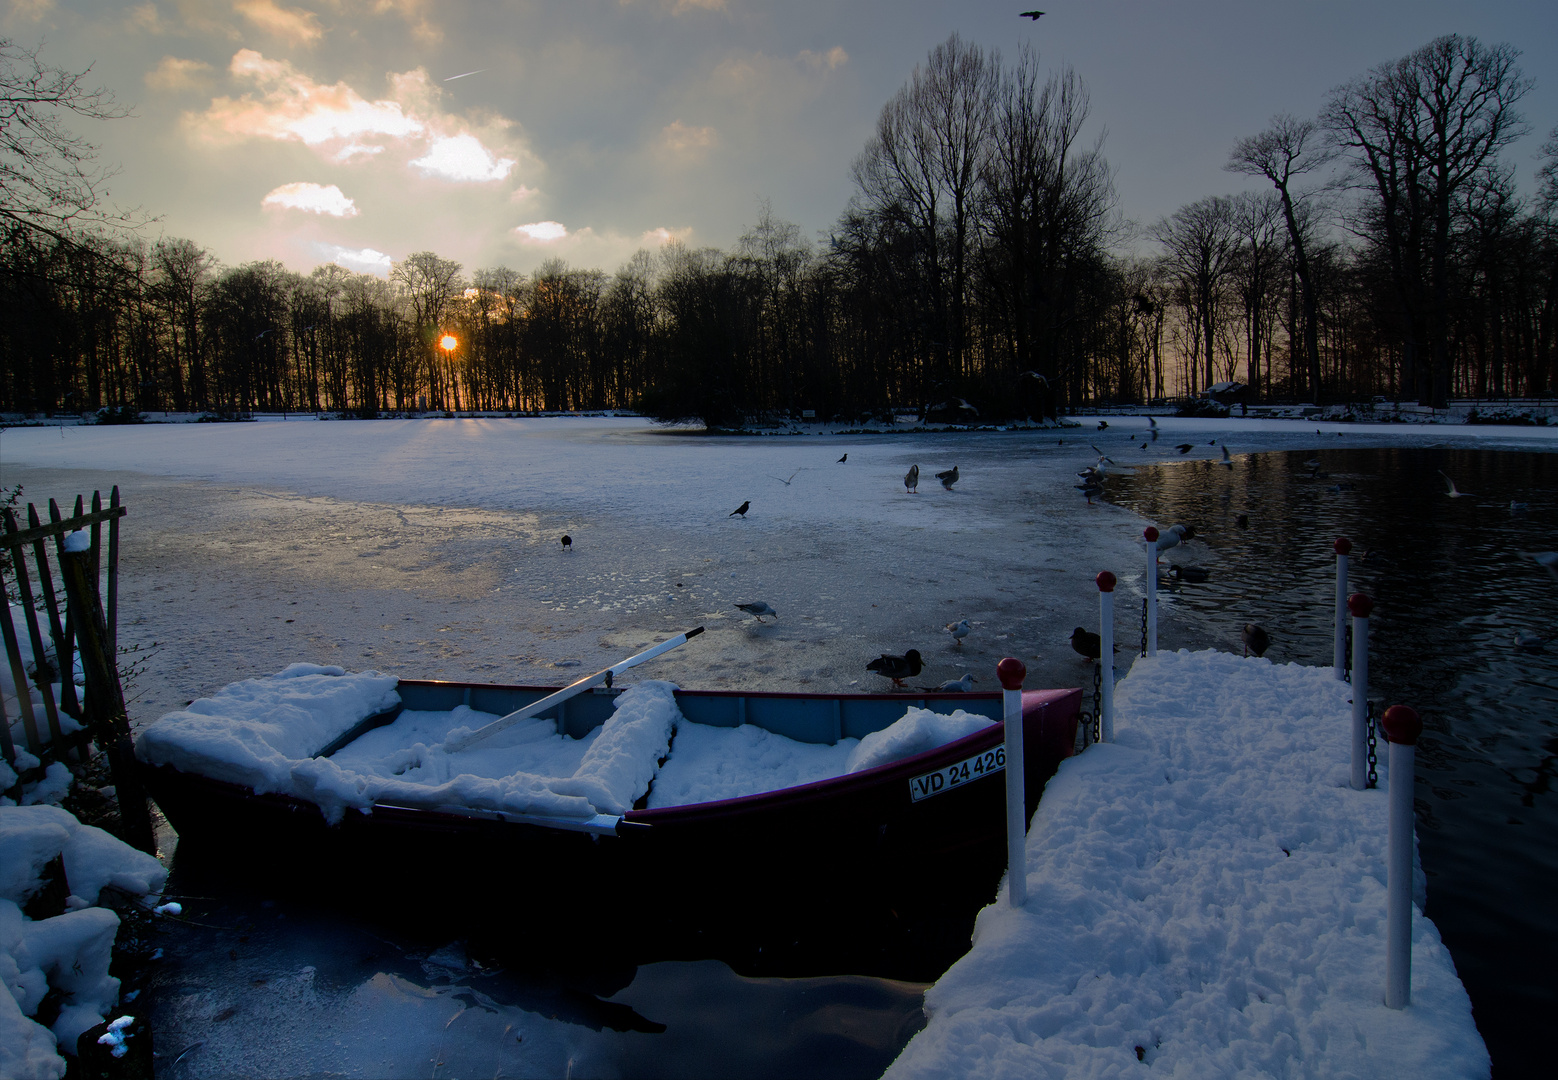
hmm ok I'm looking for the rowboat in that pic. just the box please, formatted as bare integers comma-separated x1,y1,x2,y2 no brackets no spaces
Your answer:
136,640,1080,978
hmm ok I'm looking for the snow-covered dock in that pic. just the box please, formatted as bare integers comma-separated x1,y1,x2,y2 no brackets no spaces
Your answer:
888,650,1489,1079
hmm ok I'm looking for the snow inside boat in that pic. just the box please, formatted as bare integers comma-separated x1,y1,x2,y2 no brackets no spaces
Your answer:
136,665,1081,974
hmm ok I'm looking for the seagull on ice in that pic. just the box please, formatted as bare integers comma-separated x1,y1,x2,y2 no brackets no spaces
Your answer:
735,601,777,623
946,619,970,647
1439,471,1473,498
867,649,923,688
933,673,977,692
1153,523,1196,558
560,534,572,551
936,465,960,490
905,464,920,493
1242,623,1271,657
729,501,750,518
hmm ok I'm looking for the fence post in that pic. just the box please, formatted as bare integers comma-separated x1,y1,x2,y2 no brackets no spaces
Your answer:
59,534,155,854
1382,704,1422,1009
1349,593,1372,791
1334,537,1352,680
1143,527,1159,657
1096,572,1116,743
998,657,1027,908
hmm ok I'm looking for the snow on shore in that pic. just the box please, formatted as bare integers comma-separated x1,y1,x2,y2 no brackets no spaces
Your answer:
888,650,1488,1079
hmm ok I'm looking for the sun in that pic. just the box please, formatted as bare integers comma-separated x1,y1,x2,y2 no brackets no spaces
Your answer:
440,334,457,352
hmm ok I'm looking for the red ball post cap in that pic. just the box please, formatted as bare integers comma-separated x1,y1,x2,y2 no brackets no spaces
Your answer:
1096,571,1117,592
1348,592,1374,618
996,657,1027,691
1144,526,1160,542
1335,537,1353,555
1381,705,1422,746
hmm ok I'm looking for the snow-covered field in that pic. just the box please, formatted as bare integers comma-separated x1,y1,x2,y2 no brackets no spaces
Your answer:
3,413,1550,1078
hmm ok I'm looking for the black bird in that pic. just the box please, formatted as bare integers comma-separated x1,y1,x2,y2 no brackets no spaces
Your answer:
1169,564,1209,583
1175,443,1194,454
905,464,920,493
1070,626,1106,661
936,465,960,490
1242,623,1271,658
1235,514,1249,529
867,649,924,688
560,534,572,551
1097,420,1108,431
1020,9,1044,18
837,453,848,463
729,501,750,518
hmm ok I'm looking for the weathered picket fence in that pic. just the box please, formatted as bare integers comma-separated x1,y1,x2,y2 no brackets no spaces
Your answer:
0,487,152,850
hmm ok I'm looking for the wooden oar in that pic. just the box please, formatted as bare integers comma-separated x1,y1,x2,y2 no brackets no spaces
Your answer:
444,627,704,752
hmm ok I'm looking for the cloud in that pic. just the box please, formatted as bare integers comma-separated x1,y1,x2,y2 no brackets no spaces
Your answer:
660,120,716,155
314,243,393,275
234,0,324,45
798,46,848,71
641,226,692,246
410,134,516,182
4,0,54,20
671,0,725,11
515,221,568,242
509,184,540,203
195,49,424,149
146,56,214,90
262,181,358,216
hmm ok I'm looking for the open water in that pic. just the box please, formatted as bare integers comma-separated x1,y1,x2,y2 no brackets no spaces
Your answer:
1107,445,1558,1080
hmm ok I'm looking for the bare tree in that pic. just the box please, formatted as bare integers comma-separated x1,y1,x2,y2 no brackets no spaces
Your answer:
1152,196,1240,394
392,250,465,409
1323,35,1530,407
1227,114,1334,401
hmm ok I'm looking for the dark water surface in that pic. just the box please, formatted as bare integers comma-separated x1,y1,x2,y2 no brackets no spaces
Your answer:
1108,446,1558,1080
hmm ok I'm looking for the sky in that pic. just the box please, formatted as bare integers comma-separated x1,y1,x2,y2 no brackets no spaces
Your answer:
4,0,1557,280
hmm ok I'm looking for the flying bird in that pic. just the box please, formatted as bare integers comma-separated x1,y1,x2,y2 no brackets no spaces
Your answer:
946,619,971,647
837,453,848,463
1175,443,1194,454
560,534,572,551
1519,551,1558,581
1148,416,1159,442
1097,420,1108,431
867,649,924,688
735,601,778,623
444,69,486,81
1020,10,1045,19
932,673,977,692
729,501,750,517
768,471,798,486
1219,445,1233,468
936,465,960,489
905,464,920,493
1242,623,1271,658
1439,470,1473,498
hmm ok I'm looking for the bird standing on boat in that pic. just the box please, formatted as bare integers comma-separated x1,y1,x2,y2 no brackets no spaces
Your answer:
735,601,777,623
937,465,959,490
1242,623,1271,658
729,501,750,518
905,464,919,493
867,649,923,688
946,619,970,647
560,534,572,551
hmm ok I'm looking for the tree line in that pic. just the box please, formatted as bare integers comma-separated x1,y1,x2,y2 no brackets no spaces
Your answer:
3,33,1556,425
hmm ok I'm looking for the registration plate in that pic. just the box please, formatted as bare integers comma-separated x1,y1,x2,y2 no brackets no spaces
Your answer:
908,746,1006,802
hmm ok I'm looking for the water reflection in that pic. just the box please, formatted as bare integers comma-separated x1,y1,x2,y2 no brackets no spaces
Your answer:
1108,446,1558,1079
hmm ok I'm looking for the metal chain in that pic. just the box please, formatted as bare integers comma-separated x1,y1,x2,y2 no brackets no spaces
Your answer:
1366,700,1379,789
1343,620,1353,684
1140,597,1149,655
1092,662,1103,743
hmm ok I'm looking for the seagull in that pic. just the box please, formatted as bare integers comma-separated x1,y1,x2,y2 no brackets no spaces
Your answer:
837,453,848,463
936,465,959,490
768,471,798,486
1153,523,1196,559
905,464,919,493
1514,629,1544,652
729,501,750,517
867,649,923,688
1242,623,1271,658
1219,445,1232,468
1169,564,1209,582
1439,471,1473,498
1020,10,1044,19
444,69,486,81
946,619,970,647
560,534,572,551
735,601,778,623
1175,443,1194,454
932,673,977,692
1519,551,1558,581
1069,627,1107,661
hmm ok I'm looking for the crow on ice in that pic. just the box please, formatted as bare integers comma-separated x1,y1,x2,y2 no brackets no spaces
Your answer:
1020,10,1044,19
729,501,750,517
560,535,572,551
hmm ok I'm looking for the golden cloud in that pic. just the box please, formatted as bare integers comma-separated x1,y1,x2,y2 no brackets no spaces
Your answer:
660,119,716,155
146,56,215,90
798,46,848,71
262,181,358,216
234,0,324,45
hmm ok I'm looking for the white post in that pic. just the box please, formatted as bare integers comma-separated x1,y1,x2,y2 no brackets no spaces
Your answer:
1350,593,1372,791
1143,527,1159,657
998,658,1027,908
1097,572,1116,743
1334,537,1352,679
1382,704,1422,1009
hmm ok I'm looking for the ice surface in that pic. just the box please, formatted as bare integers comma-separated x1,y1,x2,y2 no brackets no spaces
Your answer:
885,650,1488,1079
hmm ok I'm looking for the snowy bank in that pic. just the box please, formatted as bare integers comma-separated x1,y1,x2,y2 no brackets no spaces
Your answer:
887,650,1488,1079
1,805,167,1080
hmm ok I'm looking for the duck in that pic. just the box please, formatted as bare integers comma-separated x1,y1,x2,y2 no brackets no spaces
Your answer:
867,649,924,688
936,465,959,490
1242,623,1271,658
904,464,919,493
1070,626,1103,661
1169,564,1209,583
